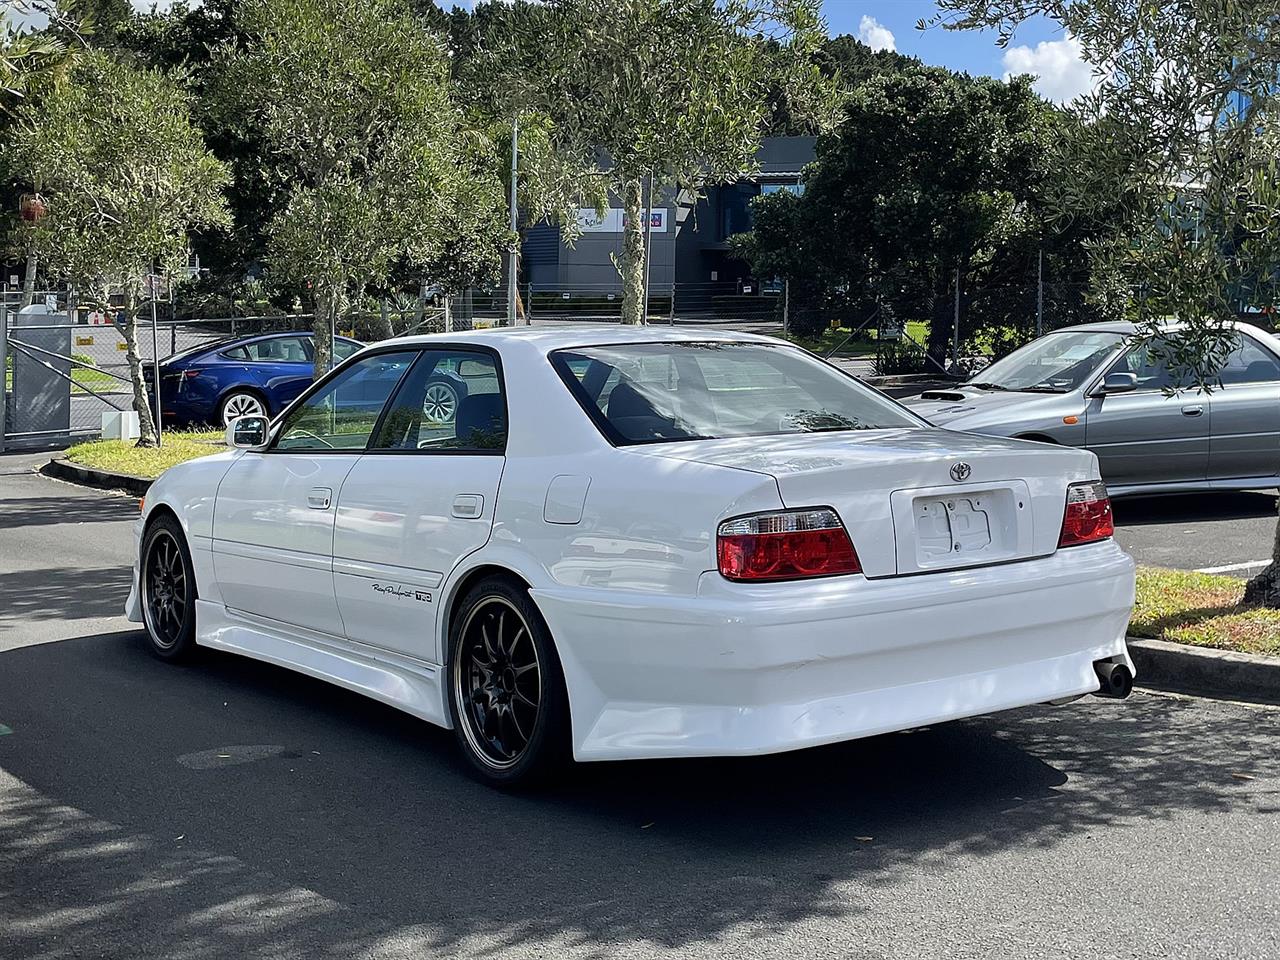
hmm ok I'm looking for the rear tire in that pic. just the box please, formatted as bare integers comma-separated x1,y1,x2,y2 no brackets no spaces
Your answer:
219,389,267,428
140,514,198,662
447,577,570,787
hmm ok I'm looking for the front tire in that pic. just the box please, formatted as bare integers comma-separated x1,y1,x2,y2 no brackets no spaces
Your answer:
447,577,570,787
140,515,198,661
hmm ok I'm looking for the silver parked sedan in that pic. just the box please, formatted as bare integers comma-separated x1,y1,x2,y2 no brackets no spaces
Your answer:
904,320,1280,497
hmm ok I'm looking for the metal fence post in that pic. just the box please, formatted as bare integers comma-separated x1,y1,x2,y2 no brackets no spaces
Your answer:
0,291,8,453
150,272,162,447
669,284,677,325
783,279,790,336
1036,247,1044,337
953,268,961,369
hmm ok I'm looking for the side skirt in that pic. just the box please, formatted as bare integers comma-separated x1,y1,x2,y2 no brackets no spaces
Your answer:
194,599,451,730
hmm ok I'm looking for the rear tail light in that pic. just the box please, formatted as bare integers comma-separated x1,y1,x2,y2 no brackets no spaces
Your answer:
717,508,861,581
1058,481,1114,547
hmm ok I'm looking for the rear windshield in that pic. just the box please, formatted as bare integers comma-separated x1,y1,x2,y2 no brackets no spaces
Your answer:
551,342,922,445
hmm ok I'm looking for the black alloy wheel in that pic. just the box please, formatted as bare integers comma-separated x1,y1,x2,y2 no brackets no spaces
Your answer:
141,515,197,660
448,578,569,786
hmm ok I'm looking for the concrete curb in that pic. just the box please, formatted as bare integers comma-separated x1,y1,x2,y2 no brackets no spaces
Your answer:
1129,636,1280,705
42,457,151,497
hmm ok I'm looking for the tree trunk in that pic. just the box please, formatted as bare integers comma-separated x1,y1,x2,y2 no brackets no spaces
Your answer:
1243,509,1280,607
120,288,159,448
18,246,37,309
312,278,345,377
376,299,394,341
620,177,646,325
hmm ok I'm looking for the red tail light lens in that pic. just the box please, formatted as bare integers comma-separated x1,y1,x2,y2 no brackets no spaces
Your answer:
717,508,861,581
1058,480,1114,547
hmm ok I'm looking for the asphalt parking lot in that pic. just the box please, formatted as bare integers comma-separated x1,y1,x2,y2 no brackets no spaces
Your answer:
2,450,1279,959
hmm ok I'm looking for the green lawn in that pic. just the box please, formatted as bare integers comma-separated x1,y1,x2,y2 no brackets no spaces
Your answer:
65,430,225,479
1130,566,1280,657
784,320,929,357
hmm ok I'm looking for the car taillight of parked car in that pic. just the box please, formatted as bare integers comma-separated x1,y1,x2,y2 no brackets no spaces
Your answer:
717,508,861,582
1058,480,1114,548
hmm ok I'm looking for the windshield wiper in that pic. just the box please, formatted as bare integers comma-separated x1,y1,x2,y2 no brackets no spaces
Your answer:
969,381,1010,391
1017,385,1068,393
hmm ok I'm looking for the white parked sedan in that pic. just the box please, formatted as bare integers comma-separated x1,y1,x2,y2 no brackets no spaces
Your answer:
127,326,1137,786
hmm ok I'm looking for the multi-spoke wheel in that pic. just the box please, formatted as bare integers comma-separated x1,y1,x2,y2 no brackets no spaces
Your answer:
422,380,459,423
141,515,197,661
219,390,267,428
448,578,569,786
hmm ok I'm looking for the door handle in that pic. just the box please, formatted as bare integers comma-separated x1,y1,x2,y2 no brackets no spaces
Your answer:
1181,405,1204,417
307,487,333,510
452,494,484,519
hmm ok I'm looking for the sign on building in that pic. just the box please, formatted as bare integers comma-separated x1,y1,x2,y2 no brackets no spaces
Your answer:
576,208,668,233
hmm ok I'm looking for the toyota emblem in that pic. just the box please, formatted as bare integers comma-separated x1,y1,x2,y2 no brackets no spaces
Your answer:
949,462,972,482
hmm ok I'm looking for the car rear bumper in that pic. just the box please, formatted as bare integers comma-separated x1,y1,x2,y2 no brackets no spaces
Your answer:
531,541,1135,761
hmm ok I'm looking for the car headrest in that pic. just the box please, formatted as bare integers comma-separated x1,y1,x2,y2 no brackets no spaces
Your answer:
455,393,506,447
607,381,661,420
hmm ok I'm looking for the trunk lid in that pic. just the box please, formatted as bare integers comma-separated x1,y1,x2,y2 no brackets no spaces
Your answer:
628,428,1098,578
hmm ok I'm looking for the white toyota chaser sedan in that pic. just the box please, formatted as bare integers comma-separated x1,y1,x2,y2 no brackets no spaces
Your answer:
127,326,1137,786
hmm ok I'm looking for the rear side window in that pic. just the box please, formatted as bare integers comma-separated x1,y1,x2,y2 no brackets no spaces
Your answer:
551,342,921,445
1218,334,1280,385
232,337,311,363
370,350,506,453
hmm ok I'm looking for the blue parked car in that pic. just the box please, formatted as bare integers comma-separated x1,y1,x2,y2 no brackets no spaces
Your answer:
146,331,467,429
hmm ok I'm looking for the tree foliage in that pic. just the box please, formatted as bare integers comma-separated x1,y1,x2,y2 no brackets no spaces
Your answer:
6,50,229,445
734,66,1086,351
216,0,507,370
484,0,840,324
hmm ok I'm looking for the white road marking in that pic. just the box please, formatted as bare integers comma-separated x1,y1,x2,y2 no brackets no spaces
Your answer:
1194,560,1271,574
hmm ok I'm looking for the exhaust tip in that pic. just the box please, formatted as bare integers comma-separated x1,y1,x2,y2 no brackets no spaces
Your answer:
1093,660,1133,699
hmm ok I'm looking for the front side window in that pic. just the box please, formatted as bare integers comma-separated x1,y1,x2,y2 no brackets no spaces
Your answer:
371,350,506,452
334,339,362,362
552,342,921,445
274,351,417,451
973,331,1125,393
1111,337,1195,391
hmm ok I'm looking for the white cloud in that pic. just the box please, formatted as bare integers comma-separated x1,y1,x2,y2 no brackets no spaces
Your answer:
1002,34,1096,104
857,15,895,54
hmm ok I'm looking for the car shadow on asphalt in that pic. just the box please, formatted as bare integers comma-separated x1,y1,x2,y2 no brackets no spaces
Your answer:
1112,490,1278,527
1,630,1277,960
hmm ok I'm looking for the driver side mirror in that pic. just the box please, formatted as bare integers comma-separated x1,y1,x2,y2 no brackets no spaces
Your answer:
226,415,270,451
1099,372,1138,395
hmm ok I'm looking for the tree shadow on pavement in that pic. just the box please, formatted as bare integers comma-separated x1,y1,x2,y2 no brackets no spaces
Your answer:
0,566,131,629
0,494,140,530
1,630,1277,960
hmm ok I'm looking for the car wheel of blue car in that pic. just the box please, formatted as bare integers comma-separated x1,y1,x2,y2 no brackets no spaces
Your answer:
423,380,459,423
220,390,267,427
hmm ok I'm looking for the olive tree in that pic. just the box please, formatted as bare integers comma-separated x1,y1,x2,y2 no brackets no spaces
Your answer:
7,51,229,447
932,0,1280,603
502,0,839,325
218,0,508,371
